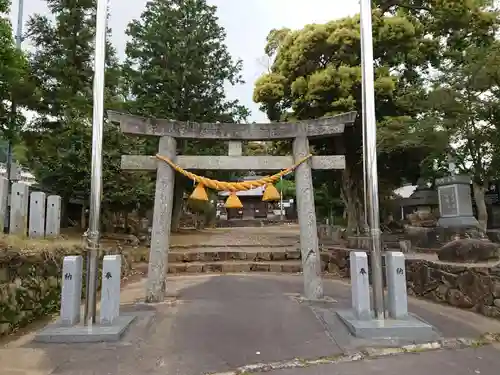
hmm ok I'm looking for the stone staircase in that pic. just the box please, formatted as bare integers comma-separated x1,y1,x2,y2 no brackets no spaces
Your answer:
167,245,303,274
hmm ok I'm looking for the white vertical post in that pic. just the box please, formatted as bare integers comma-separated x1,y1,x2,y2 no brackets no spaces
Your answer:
9,182,29,235
29,191,46,238
385,252,408,319
0,177,8,231
60,256,83,326
46,195,62,237
100,255,122,324
350,252,371,320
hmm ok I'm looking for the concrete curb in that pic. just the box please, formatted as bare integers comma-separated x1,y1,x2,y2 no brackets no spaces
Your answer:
207,335,500,375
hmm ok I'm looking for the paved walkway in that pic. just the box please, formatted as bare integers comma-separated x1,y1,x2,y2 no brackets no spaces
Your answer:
2,273,500,375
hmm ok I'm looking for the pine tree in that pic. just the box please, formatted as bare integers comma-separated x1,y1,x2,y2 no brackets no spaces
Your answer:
123,0,248,123
26,0,120,119
123,0,250,230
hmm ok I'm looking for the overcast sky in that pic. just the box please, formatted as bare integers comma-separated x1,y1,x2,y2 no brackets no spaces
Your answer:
9,0,359,122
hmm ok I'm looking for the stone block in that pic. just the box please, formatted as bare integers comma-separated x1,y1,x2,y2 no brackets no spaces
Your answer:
60,256,83,326
229,251,247,260
271,252,286,261
168,252,184,263
350,251,371,320
327,263,340,275
9,182,29,235
46,195,62,237
251,263,270,272
438,239,500,263
281,263,301,273
399,240,412,253
0,177,8,231
228,141,242,156
185,264,203,273
256,252,272,261
100,255,122,325
286,251,301,260
385,251,408,319
231,263,251,273
29,191,46,238
270,263,283,272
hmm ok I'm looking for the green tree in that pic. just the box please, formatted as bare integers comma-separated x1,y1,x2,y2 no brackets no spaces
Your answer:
254,12,436,234
123,0,249,230
378,0,500,230
23,0,154,222
423,43,500,230
254,1,500,234
0,0,31,162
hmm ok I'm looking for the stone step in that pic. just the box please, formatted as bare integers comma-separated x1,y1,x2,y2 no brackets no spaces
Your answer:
167,260,303,274
167,249,301,263
170,243,298,249
170,246,295,252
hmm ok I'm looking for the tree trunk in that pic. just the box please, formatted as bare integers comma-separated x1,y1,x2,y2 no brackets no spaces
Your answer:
472,182,488,231
124,212,129,233
341,163,365,235
171,181,185,232
80,204,86,230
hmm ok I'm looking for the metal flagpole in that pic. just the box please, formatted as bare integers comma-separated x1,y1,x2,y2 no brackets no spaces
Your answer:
83,0,108,325
359,0,385,319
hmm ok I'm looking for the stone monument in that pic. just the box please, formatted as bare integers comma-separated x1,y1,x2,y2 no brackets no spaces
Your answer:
436,174,479,229
431,158,500,262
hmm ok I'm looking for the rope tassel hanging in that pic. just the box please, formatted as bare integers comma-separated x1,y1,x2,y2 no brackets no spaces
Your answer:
190,183,209,201
155,153,312,207
225,192,243,208
262,184,280,201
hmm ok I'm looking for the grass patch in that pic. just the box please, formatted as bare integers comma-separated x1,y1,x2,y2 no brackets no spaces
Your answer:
0,234,81,253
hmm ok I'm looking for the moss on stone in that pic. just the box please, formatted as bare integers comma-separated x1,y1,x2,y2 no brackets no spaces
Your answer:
0,236,136,336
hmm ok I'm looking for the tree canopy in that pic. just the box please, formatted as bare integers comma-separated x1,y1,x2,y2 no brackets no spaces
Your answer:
122,0,250,229
1,0,500,232
0,0,31,150
22,0,154,216
253,1,500,232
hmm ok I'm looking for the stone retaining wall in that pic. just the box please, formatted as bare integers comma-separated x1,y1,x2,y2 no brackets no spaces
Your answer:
0,241,136,336
321,248,500,320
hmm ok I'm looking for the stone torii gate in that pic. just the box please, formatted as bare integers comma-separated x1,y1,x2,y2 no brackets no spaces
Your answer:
109,111,356,302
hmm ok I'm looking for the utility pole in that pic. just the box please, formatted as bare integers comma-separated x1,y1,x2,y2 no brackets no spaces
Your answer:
4,0,25,233
359,0,385,319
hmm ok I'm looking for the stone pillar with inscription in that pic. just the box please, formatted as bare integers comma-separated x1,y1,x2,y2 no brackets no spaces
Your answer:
436,175,479,229
293,135,324,300
146,136,176,302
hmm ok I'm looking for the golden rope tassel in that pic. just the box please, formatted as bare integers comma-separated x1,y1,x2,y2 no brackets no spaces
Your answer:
225,192,243,209
190,183,209,201
262,184,280,201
